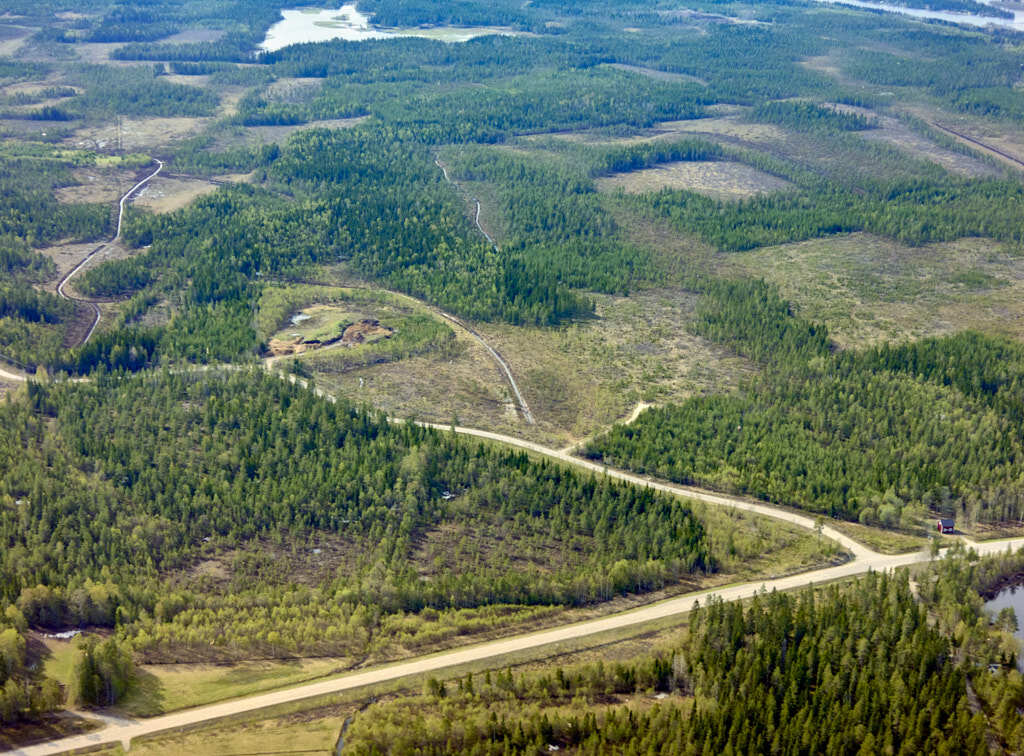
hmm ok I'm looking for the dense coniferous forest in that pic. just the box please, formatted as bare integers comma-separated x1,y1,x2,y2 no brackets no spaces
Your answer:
0,371,710,664
586,294,1024,526
341,569,998,754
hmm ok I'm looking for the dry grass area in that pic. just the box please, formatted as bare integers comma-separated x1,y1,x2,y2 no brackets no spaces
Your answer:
238,116,369,145
315,327,520,433
119,658,358,718
720,233,1024,347
54,166,136,205
36,240,100,292
100,701,356,755
156,28,224,44
471,287,756,444
131,175,219,213
833,106,1002,178
597,159,792,200
68,116,210,153
541,111,785,148
905,105,1024,169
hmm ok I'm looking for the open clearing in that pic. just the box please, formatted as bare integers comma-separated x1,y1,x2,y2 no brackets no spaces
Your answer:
596,159,793,199
69,116,211,153
131,176,220,213
311,283,754,447
470,287,756,444
156,28,224,44
721,233,1024,347
0,23,34,56
603,62,707,85
55,167,137,205
242,115,369,145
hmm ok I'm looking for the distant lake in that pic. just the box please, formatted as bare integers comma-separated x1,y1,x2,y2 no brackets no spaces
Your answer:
984,584,1024,670
813,0,1024,30
259,3,524,53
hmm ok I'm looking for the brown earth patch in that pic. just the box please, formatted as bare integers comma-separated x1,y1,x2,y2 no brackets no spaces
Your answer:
269,318,393,356
69,116,210,152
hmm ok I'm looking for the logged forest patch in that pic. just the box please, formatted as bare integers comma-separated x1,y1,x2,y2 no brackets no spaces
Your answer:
596,160,792,200
722,233,1024,347
130,175,220,213
470,288,757,443
54,166,137,205
69,116,212,152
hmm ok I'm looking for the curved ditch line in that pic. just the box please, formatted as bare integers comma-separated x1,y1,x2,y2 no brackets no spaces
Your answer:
433,311,535,424
56,160,164,346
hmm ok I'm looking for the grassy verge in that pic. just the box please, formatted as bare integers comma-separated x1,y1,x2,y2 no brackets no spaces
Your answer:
828,520,928,554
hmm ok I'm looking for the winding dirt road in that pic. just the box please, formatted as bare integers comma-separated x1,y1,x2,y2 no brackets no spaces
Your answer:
56,159,164,346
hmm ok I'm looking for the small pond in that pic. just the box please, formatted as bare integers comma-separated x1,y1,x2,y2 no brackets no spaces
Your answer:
984,584,1024,670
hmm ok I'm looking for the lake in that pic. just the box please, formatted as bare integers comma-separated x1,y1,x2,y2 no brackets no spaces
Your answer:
813,0,1024,30
984,584,1024,669
259,3,524,53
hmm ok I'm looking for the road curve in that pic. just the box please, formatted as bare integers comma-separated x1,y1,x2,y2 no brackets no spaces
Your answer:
417,421,874,560
56,159,164,346
9,371,1024,755
13,534,1024,756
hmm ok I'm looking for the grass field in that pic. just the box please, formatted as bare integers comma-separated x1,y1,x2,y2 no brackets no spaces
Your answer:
118,657,358,717
828,520,929,554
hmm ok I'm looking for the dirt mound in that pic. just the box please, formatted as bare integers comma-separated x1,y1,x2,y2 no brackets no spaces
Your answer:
267,335,310,356
341,318,393,345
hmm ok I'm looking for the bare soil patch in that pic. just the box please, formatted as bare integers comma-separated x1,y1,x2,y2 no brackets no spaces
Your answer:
270,317,394,356
0,25,36,57
131,175,220,213
596,159,792,200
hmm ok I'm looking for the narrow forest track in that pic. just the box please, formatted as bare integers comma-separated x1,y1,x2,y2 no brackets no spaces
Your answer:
435,156,499,250
430,310,535,424
55,159,164,346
